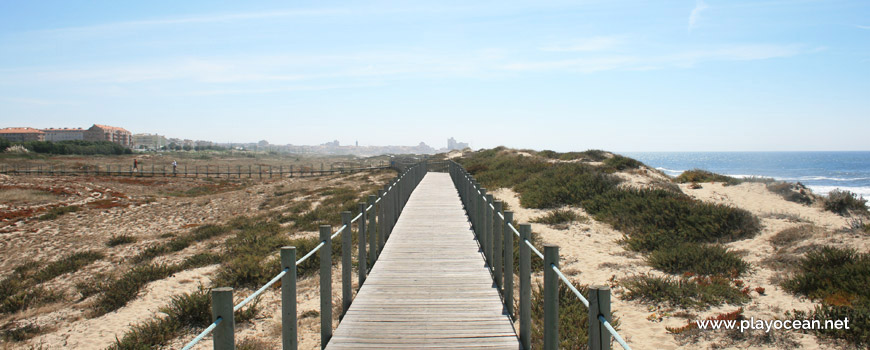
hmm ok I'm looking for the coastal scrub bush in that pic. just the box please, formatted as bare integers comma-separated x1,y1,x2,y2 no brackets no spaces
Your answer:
530,209,586,228
782,246,870,345
823,189,868,215
766,182,814,205
647,243,749,276
584,188,760,252
768,225,815,247
37,205,80,220
602,154,643,172
107,234,136,247
622,274,749,309
93,263,178,316
109,287,260,350
676,169,742,186
32,250,104,283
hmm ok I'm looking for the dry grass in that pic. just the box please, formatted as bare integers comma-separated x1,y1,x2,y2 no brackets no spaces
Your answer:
0,189,57,204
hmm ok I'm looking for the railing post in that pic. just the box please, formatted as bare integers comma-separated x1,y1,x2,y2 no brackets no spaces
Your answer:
479,188,488,259
503,211,514,318
493,201,504,291
544,245,560,350
281,247,297,350
485,193,494,269
319,225,333,349
211,287,235,350
341,212,352,318
357,202,367,285
589,286,612,350
377,189,386,252
367,195,377,264
519,224,532,350
475,187,489,242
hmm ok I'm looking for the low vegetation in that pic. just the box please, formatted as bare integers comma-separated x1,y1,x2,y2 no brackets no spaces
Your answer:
0,251,103,314
530,209,586,228
622,274,750,309
37,205,80,220
459,148,759,308
107,170,392,347
10,140,132,155
647,243,749,277
106,234,137,247
768,225,815,248
766,182,814,205
782,246,870,345
676,169,742,186
823,189,868,216
536,149,608,162
108,287,259,350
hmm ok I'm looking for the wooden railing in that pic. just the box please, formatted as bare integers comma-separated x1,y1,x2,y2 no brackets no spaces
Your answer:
0,162,390,178
449,161,632,350
182,162,427,350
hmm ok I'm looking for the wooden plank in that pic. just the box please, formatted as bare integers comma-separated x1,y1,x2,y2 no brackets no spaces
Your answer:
326,173,520,350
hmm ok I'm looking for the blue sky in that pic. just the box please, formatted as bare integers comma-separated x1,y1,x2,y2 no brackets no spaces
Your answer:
1,0,868,151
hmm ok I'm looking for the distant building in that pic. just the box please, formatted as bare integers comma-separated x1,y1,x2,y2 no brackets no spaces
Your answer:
447,137,469,150
42,128,85,142
85,124,132,147
133,133,167,149
0,127,45,142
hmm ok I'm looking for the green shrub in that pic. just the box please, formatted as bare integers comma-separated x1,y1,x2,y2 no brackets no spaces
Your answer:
766,182,813,205
37,205,80,220
824,189,868,215
602,155,643,172
782,246,870,345
1,323,42,342
622,274,749,309
782,246,870,300
109,286,260,350
18,140,131,155
93,263,178,316
530,281,618,349
676,169,742,186
107,234,136,247
585,188,760,252
0,286,63,314
33,250,104,284
769,225,815,247
647,243,749,276
458,150,760,253
530,209,586,227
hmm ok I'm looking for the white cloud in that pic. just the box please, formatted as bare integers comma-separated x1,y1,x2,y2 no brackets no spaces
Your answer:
502,44,808,72
857,25,870,30
540,36,625,52
689,0,709,31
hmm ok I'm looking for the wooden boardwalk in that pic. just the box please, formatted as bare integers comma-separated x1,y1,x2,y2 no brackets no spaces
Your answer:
326,173,521,349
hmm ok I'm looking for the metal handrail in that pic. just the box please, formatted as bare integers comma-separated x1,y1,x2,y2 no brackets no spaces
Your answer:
182,163,425,350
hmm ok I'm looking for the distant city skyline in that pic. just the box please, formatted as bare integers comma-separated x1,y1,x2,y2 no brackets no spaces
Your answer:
1,1,868,152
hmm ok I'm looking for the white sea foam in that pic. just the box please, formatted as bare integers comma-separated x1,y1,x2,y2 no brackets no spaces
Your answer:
806,185,870,199
655,167,684,176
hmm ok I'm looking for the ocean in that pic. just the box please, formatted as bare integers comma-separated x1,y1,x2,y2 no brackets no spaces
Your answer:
622,152,870,199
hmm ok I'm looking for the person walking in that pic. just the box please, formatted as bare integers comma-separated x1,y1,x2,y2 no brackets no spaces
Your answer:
133,159,138,172
172,160,177,175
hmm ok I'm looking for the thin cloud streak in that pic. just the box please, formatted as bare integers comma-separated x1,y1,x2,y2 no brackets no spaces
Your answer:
503,44,807,72
540,36,625,52
689,0,709,30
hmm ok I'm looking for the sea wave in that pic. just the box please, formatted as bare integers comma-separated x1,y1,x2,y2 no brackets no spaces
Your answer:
780,176,870,182
805,185,870,199
655,167,684,176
